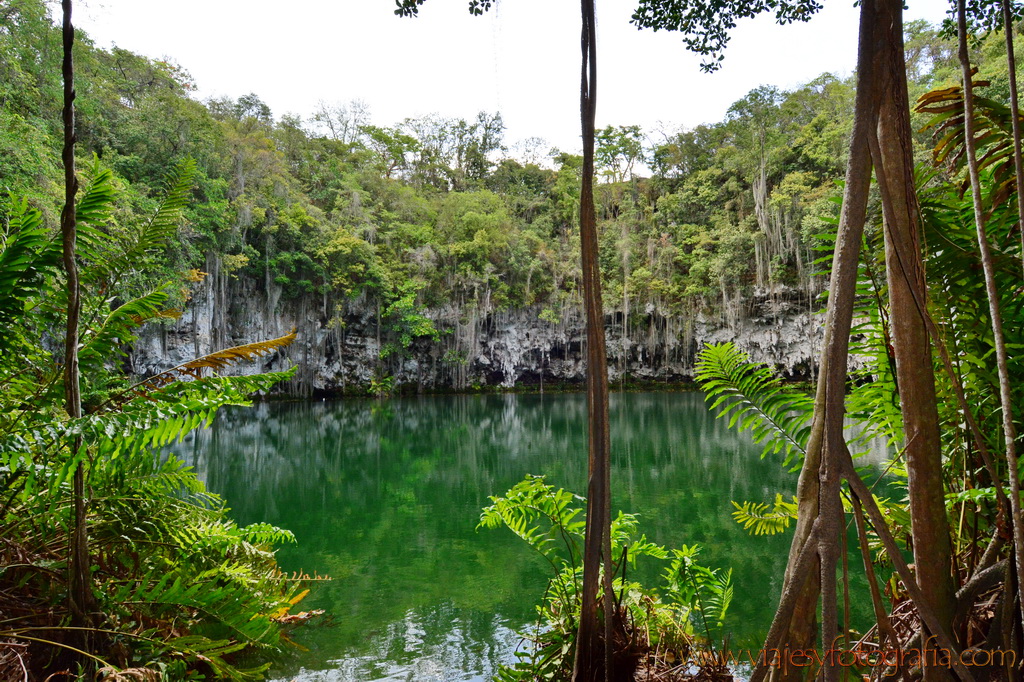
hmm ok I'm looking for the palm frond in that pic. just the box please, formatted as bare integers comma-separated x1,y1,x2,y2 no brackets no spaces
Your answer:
102,330,298,410
153,328,297,380
916,77,1020,204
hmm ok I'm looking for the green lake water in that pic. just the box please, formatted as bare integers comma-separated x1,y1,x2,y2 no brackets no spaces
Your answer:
175,391,852,681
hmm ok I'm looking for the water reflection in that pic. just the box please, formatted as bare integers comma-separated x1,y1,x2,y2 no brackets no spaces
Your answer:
301,605,521,682
175,392,807,680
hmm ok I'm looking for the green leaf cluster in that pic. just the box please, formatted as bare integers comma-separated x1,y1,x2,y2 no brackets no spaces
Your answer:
480,475,732,681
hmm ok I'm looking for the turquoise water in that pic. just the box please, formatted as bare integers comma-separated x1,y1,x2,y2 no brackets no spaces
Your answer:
176,391,804,681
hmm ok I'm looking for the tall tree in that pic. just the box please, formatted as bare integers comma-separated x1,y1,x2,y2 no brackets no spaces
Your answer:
395,2,616,679
573,3,617,679
595,124,643,183
745,4,879,677
1002,0,1024,278
995,0,1024,637
60,0,93,647
870,2,958,676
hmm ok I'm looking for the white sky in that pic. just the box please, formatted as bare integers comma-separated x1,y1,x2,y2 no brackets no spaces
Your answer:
78,0,953,155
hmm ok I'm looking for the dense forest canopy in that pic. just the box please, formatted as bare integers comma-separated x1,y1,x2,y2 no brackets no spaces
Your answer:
3,2,992,351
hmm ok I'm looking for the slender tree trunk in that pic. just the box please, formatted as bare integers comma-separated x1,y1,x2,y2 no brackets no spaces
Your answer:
61,0,92,648
958,0,1024,635
871,0,957,674
851,495,901,653
573,0,616,680
1003,0,1024,278
755,3,878,679
755,8,969,675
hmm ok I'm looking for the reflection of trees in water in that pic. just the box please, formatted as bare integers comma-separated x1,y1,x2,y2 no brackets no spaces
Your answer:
171,392,811,675
178,393,784,523
274,603,520,682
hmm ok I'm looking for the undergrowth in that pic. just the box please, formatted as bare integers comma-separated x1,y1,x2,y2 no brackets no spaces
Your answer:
0,161,318,680
481,475,733,682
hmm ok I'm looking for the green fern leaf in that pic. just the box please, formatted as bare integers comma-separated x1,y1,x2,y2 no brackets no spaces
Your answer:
695,342,813,468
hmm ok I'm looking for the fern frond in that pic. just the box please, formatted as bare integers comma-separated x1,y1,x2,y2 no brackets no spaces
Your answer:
79,289,172,365
99,332,297,411
478,474,585,563
240,522,297,546
80,158,196,283
111,572,282,645
661,545,734,633
695,342,813,468
76,163,117,228
163,636,271,680
99,454,212,505
135,158,197,257
0,202,60,334
731,495,798,535
702,568,733,628
147,329,297,383
0,371,294,481
76,164,119,280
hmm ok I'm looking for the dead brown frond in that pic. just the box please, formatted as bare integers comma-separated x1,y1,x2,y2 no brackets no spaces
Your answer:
153,327,297,380
102,329,297,410
916,77,1020,205
97,666,161,681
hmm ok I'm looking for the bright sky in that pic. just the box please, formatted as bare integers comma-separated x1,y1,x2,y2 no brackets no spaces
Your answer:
78,0,953,156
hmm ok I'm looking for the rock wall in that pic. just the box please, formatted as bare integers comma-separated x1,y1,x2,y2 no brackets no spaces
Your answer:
129,269,824,395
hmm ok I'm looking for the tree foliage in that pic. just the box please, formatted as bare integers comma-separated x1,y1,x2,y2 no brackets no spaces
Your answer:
631,0,824,71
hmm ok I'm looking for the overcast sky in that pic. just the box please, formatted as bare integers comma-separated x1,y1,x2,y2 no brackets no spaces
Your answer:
78,0,952,155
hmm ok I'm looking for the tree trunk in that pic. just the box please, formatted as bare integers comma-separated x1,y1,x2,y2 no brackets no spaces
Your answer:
872,0,957,674
61,0,92,651
959,0,1024,636
573,0,616,680
754,3,878,680
1004,0,1024,280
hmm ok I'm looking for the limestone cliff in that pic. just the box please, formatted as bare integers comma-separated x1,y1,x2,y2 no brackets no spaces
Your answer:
129,268,823,395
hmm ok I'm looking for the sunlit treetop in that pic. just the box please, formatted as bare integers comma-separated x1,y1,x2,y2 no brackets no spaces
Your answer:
394,0,824,72
938,0,1024,38
630,0,824,71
